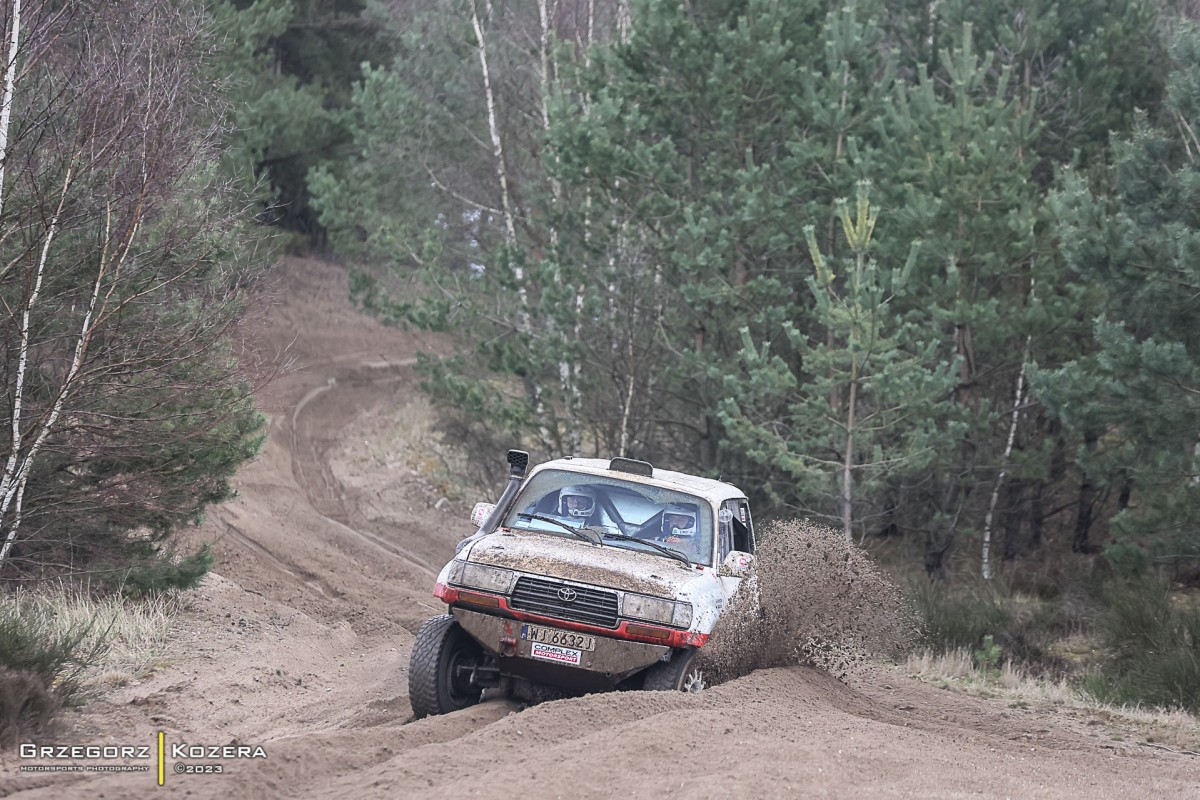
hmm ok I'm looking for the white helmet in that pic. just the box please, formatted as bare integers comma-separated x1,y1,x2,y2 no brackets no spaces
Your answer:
661,503,698,539
559,485,596,518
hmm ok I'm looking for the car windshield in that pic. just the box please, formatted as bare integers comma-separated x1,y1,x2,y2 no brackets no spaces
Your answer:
503,469,715,566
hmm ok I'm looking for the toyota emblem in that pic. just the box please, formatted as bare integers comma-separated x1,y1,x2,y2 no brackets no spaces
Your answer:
557,587,578,602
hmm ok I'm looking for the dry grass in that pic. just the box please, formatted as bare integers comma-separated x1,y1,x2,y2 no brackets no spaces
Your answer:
1,586,180,694
904,648,1200,754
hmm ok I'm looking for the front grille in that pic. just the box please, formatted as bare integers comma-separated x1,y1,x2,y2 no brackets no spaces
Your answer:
510,576,618,628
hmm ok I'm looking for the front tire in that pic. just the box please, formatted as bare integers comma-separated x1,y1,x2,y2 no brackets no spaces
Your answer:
408,614,485,718
643,648,707,693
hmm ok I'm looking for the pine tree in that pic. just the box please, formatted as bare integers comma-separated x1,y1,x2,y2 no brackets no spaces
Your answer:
310,0,1182,581
211,0,393,238
718,183,961,541
1032,24,1200,567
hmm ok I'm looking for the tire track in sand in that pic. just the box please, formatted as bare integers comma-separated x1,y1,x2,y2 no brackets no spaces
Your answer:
287,356,439,577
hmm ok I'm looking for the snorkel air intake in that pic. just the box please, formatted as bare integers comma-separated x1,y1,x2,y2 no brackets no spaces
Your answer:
479,449,529,535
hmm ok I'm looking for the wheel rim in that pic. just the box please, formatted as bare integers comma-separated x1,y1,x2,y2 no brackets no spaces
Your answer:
681,667,707,693
446,642,481,703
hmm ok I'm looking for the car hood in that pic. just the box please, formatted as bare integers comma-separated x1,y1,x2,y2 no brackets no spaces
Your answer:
465,529,700,598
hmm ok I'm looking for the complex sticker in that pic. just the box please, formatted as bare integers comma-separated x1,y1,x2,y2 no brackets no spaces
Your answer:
529,642,583,667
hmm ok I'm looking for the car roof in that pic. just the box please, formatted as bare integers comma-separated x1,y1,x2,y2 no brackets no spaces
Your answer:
529,457,748,505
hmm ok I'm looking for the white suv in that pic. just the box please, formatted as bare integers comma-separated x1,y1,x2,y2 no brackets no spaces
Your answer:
408,450,756,718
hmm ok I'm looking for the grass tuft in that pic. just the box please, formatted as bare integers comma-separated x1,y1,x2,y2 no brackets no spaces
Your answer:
1082,578,1200,713
0,585,181,743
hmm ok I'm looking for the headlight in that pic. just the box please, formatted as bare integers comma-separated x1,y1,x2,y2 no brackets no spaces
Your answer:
444,559,466,585
621,593,691,628
456,562,516,594
672,601,693,629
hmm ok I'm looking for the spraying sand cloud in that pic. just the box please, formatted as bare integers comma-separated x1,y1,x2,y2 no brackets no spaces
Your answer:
698,519,921,683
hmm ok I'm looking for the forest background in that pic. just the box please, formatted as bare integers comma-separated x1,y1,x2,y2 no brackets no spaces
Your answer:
1,0,1198,721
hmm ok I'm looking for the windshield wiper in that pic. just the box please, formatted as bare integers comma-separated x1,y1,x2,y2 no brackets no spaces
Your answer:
515,513,600,545
600,531,691,566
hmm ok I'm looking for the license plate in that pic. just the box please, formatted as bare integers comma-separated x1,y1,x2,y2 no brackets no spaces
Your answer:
520,624,596,652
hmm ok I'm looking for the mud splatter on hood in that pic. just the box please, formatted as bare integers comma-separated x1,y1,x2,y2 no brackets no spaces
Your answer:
464,529,699,598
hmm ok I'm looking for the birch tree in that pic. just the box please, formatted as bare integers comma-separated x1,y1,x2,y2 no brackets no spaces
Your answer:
0,0,265,579
310,0,627,458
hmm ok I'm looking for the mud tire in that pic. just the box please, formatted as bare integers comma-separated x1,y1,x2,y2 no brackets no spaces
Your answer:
408,614,485,719
643,648,707,693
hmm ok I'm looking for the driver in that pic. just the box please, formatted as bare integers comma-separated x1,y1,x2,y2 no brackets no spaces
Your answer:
660,502,698,544
558,485,597,520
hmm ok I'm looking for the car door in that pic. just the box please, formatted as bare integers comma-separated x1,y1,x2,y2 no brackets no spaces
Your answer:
717,499,746,599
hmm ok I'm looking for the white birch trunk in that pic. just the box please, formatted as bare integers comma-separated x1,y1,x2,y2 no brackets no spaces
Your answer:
0,0,20,218
470,0,518,254
586,0,595,62
617,0,631,43
469,0,550,447
0,171,72,567
1,185,143,569
981,278,1036,580
981,362,1029,580
618,335,636,457
0,257,102,566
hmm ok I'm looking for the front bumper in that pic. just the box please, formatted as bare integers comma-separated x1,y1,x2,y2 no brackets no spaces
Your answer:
436,581,709,648
452,607,670,688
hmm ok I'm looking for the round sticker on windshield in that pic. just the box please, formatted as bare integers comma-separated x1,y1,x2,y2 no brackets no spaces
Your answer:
718,507,734,524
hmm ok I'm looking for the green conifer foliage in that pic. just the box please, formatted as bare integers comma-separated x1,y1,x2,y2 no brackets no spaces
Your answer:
211,0,393,237
887,0,1166,168
1033,25,1200,565
311,0,1181,575
718,183,962,540
529,0,898,470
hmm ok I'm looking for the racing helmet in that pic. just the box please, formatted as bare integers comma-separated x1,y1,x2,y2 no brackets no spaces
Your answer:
661,502,698,538
558,485,596,518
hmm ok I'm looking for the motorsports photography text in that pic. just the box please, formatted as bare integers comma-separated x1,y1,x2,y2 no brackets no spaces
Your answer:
13,734,267,785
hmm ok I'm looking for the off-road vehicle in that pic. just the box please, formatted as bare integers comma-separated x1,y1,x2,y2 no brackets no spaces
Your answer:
408,450,756,718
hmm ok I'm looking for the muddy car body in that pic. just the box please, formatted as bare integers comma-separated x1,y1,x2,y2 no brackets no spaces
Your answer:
408,451,756,718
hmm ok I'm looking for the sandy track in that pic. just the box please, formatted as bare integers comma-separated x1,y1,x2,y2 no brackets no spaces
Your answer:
2,257,1196,799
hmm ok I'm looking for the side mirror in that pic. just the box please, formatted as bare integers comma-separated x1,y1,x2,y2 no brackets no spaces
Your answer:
719,550,755,578
470,502,496,529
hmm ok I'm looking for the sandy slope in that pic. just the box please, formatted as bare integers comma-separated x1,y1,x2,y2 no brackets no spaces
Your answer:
1,257,1196,799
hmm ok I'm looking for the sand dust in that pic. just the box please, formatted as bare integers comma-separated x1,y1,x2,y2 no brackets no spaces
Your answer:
699,520,921,685
1,257,1195,800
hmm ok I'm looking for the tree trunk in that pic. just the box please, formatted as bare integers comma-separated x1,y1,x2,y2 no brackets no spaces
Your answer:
982,290,1032,577
924,527,952,580
0,0,20,217
698,414,715,472
469,0,551,448
841,374,857,541
1001,478,1025,561
1030,421,1065,551
1072,432,1099,553
1117,473,1132,511
1028,479,1045,550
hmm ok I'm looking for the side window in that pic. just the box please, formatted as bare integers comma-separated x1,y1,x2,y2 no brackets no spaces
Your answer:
718,500,738,559
736,500,754,553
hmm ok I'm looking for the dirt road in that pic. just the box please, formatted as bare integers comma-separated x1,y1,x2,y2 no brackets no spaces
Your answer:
1,258,1196,799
